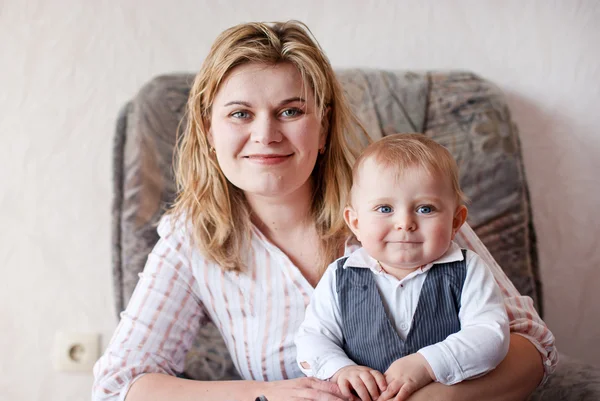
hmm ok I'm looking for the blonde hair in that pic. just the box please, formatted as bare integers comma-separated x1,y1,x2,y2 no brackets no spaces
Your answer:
170,21,367,272
352,133,468,205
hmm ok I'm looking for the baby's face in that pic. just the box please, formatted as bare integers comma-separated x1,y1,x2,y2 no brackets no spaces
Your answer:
345,159,465,274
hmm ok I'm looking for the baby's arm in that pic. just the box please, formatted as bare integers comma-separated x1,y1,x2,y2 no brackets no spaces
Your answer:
379,251,509,401
417,250,510,385
295,262,356,379
295,262,386,400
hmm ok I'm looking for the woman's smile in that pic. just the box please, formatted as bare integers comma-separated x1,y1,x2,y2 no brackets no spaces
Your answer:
243,153,294,165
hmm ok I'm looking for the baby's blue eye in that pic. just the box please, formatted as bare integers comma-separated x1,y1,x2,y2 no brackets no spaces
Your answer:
377,205,393,214
417,205,433,214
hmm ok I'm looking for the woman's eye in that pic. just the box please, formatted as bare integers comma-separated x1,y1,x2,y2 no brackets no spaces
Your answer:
231,111,250,119
417,205,434,214
280,108,302,118
376,205,393,214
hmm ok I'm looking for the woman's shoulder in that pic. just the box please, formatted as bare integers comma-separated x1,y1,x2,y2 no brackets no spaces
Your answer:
156,212,203,265
157,212,192,240
157,212,257,272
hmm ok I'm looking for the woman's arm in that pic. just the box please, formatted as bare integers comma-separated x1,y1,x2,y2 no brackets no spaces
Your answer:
92,216,207,400
454,223,557,379
405,334,543,401
126,374,263,401
126,374,348,401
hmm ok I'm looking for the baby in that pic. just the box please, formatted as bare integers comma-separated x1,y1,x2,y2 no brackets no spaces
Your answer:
295,133,510,401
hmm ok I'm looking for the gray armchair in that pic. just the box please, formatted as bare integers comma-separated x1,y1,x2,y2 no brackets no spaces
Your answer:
112,69,600,399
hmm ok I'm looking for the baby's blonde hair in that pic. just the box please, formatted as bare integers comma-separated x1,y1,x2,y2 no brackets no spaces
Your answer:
170,21,367,272
351,133,468,205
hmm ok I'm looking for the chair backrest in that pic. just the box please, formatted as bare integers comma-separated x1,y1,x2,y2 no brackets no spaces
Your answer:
112,69,541,379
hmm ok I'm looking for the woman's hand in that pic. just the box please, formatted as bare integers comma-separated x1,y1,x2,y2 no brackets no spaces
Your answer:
331,365,387,401
261,377,355,401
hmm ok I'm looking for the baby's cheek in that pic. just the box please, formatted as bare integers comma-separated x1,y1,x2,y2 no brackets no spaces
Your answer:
375,228,391,244
432,224,454,242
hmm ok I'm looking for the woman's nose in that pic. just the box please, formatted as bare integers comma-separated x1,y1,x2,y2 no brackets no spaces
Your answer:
250,116,283,144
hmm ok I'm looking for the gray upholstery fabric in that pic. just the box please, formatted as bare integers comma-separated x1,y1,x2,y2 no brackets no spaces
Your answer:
112,69,600,398
530,356,600,401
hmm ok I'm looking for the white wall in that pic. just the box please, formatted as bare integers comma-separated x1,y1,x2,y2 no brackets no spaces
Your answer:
1,0,598,400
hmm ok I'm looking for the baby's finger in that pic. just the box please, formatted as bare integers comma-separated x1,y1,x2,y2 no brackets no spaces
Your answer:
370,370,387,392
376,380,400,401
348,377,371,401
393,382,417,401
337,378,355,399
358,371,381,399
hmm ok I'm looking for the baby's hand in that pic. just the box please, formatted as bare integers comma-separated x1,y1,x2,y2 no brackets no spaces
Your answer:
377,354,435,401
332,365,387,401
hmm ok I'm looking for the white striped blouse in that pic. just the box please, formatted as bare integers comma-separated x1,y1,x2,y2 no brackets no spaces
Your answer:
92,214,558,401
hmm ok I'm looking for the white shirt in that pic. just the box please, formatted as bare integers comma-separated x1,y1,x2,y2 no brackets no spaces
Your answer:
92,215,557,401
295,242,510,385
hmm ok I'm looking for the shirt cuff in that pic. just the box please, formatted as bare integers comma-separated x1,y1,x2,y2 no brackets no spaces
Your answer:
513,333,558,387
418,343,463,385
298,355,357,380
121,373,147,401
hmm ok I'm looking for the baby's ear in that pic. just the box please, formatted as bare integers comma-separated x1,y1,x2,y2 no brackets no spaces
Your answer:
451,205,468,239
343,206,361,242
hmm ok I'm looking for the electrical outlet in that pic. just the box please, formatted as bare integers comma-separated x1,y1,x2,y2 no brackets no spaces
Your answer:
53,331,100,373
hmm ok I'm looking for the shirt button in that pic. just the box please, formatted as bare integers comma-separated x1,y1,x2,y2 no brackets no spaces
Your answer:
545,360,552,366
400,323,409,330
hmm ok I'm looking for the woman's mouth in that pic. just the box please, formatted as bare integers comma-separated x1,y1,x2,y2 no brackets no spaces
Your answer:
244,154,293,165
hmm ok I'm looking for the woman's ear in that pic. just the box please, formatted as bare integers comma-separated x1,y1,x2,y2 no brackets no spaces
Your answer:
344,205,361,242
451,205,468,239
206,125,216,151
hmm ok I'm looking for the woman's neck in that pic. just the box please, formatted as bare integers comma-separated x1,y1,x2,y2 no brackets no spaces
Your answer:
245,182,325,286
245,182,314,238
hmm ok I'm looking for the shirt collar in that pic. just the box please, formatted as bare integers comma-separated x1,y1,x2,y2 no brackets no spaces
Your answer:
343,241,464,275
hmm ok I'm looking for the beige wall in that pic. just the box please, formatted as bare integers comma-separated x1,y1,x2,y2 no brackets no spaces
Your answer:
1,0,599,400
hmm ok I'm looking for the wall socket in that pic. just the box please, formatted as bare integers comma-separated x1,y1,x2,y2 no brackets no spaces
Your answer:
53,331,100,373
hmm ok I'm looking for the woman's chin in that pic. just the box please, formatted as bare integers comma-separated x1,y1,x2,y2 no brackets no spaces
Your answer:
241,183,301,200
238,177,314,201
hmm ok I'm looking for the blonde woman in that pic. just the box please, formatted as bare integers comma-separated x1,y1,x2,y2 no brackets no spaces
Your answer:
93,21,556,401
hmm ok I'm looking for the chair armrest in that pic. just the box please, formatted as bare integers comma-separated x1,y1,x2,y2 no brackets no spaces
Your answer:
530,354,600,401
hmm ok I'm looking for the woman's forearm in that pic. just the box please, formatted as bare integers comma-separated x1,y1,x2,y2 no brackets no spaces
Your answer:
408,334,543,401
126,373,264,401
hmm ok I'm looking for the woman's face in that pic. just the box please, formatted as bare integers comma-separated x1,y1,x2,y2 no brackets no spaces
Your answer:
209,62,326,200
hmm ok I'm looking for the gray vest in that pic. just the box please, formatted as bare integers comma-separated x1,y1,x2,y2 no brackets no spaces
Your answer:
336,250,467,373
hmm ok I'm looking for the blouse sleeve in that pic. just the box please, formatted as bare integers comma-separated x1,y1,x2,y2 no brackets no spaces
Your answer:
454,223,558,384
92,215,209,401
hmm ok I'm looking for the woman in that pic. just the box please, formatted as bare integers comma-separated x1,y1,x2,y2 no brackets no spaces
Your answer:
93,21,556,401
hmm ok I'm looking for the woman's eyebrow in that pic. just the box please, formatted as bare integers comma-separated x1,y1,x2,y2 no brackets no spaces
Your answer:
278,97,305,106
223,100,252,107
222,97,305,108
